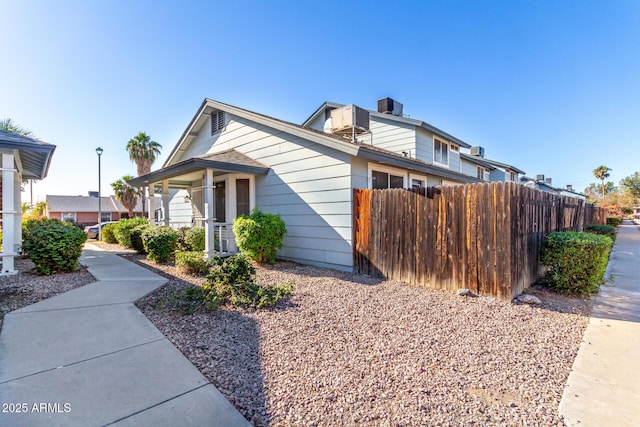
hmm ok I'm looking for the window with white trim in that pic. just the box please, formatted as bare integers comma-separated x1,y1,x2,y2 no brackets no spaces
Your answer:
509,171,517,181
371,170,405,189
211,110,225,135
476,167,484,180
62,212,76,222
411,178,425,189
434,138,449,166
100,212,112,222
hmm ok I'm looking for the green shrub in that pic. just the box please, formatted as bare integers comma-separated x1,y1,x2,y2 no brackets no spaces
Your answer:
606,217,622,227
585,224,617,241
185,226,206,252
130,224,151,254
176,254,292,312
142,226,177,263
233,208,286,264
114,217,148,248
175,251,210,276
541,231,613,295
176,227,191,251
22,218,87,275
101,223,118,244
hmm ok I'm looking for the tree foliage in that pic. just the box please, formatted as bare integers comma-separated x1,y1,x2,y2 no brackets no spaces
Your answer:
111,175,141,218
593,166,612,199
620,172,640,201
126,132,162,176
0,118,34,137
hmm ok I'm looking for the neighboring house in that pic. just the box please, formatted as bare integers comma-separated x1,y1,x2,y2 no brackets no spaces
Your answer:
46,193,155,226
461,146,525,182
126,98,512,271
0,130,55,275
520,176,587,200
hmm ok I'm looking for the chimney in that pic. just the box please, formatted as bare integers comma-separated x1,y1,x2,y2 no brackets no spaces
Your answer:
377,98,403,116
545,177,552,185
566,185,573,192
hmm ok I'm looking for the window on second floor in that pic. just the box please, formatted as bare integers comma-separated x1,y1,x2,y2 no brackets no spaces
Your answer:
434,138,449,166
211,110,225,135
509,171,517,181
372,170,405,189
476,167,491,181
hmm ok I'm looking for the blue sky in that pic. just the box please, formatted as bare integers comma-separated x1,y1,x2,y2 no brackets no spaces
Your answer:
2,0,639,203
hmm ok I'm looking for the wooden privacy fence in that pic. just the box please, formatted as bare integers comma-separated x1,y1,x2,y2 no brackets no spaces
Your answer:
353,182,606,299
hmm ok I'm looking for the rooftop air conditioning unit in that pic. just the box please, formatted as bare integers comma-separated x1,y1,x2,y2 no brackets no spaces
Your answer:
470,146,485,157
377,97,404,116
330,105,370,137
536,174,545,182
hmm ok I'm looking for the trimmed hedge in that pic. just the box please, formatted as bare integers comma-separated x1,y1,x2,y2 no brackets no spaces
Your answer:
176,227,191,251
185,227,205,252
541,231,612,295
114,217,148,248
584,224,617,241
142,226,177,263
101,223,118,244
175,251,210,276
606,217,622,227
22,218,87,275
130,224,150,254
233,208,286,264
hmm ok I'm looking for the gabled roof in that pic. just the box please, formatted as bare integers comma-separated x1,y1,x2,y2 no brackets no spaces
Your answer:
129,149,270,187
459,153,497,170
46,195,150,213
164,99,361,167
161,98,482,185
46,195,120,213
471,156,525,175
0,130,56,179
302,101,472,148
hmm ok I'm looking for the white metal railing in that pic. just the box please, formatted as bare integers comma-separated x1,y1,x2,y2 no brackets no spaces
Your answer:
165,220,236,255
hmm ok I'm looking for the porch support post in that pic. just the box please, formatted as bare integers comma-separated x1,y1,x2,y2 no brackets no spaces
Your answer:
148,183,155,224
203,168,215,258
2,152,17,275
227,177,237,253
162,179,170,226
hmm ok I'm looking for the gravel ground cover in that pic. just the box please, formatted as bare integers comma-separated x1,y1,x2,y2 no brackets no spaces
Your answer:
0,257,95,329
129,253,591,427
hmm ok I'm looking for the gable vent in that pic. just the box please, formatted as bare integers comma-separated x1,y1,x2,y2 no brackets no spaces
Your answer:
211,110,225,135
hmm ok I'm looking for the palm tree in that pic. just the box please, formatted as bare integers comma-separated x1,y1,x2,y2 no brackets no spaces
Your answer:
111,175,141,218
593,166,612,199
126,132,162,217
0,118,34,137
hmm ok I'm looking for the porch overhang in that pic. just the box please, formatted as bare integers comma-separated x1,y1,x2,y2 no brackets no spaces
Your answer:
127,149,270,187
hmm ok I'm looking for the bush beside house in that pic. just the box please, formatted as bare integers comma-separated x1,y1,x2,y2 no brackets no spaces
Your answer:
22,218,87,275
233,209,286,264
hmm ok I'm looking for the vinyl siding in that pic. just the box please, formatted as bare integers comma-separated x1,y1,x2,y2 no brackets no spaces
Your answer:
365,115,416,157
181,114,354,271
489,169,507,182
415,128,434,163
460,158,481,178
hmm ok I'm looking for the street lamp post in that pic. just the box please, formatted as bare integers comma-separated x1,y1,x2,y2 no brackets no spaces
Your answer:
96,147,104,240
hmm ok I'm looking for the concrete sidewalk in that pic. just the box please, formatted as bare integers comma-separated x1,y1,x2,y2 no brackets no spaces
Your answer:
0,244,249,426
559,221,640,426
